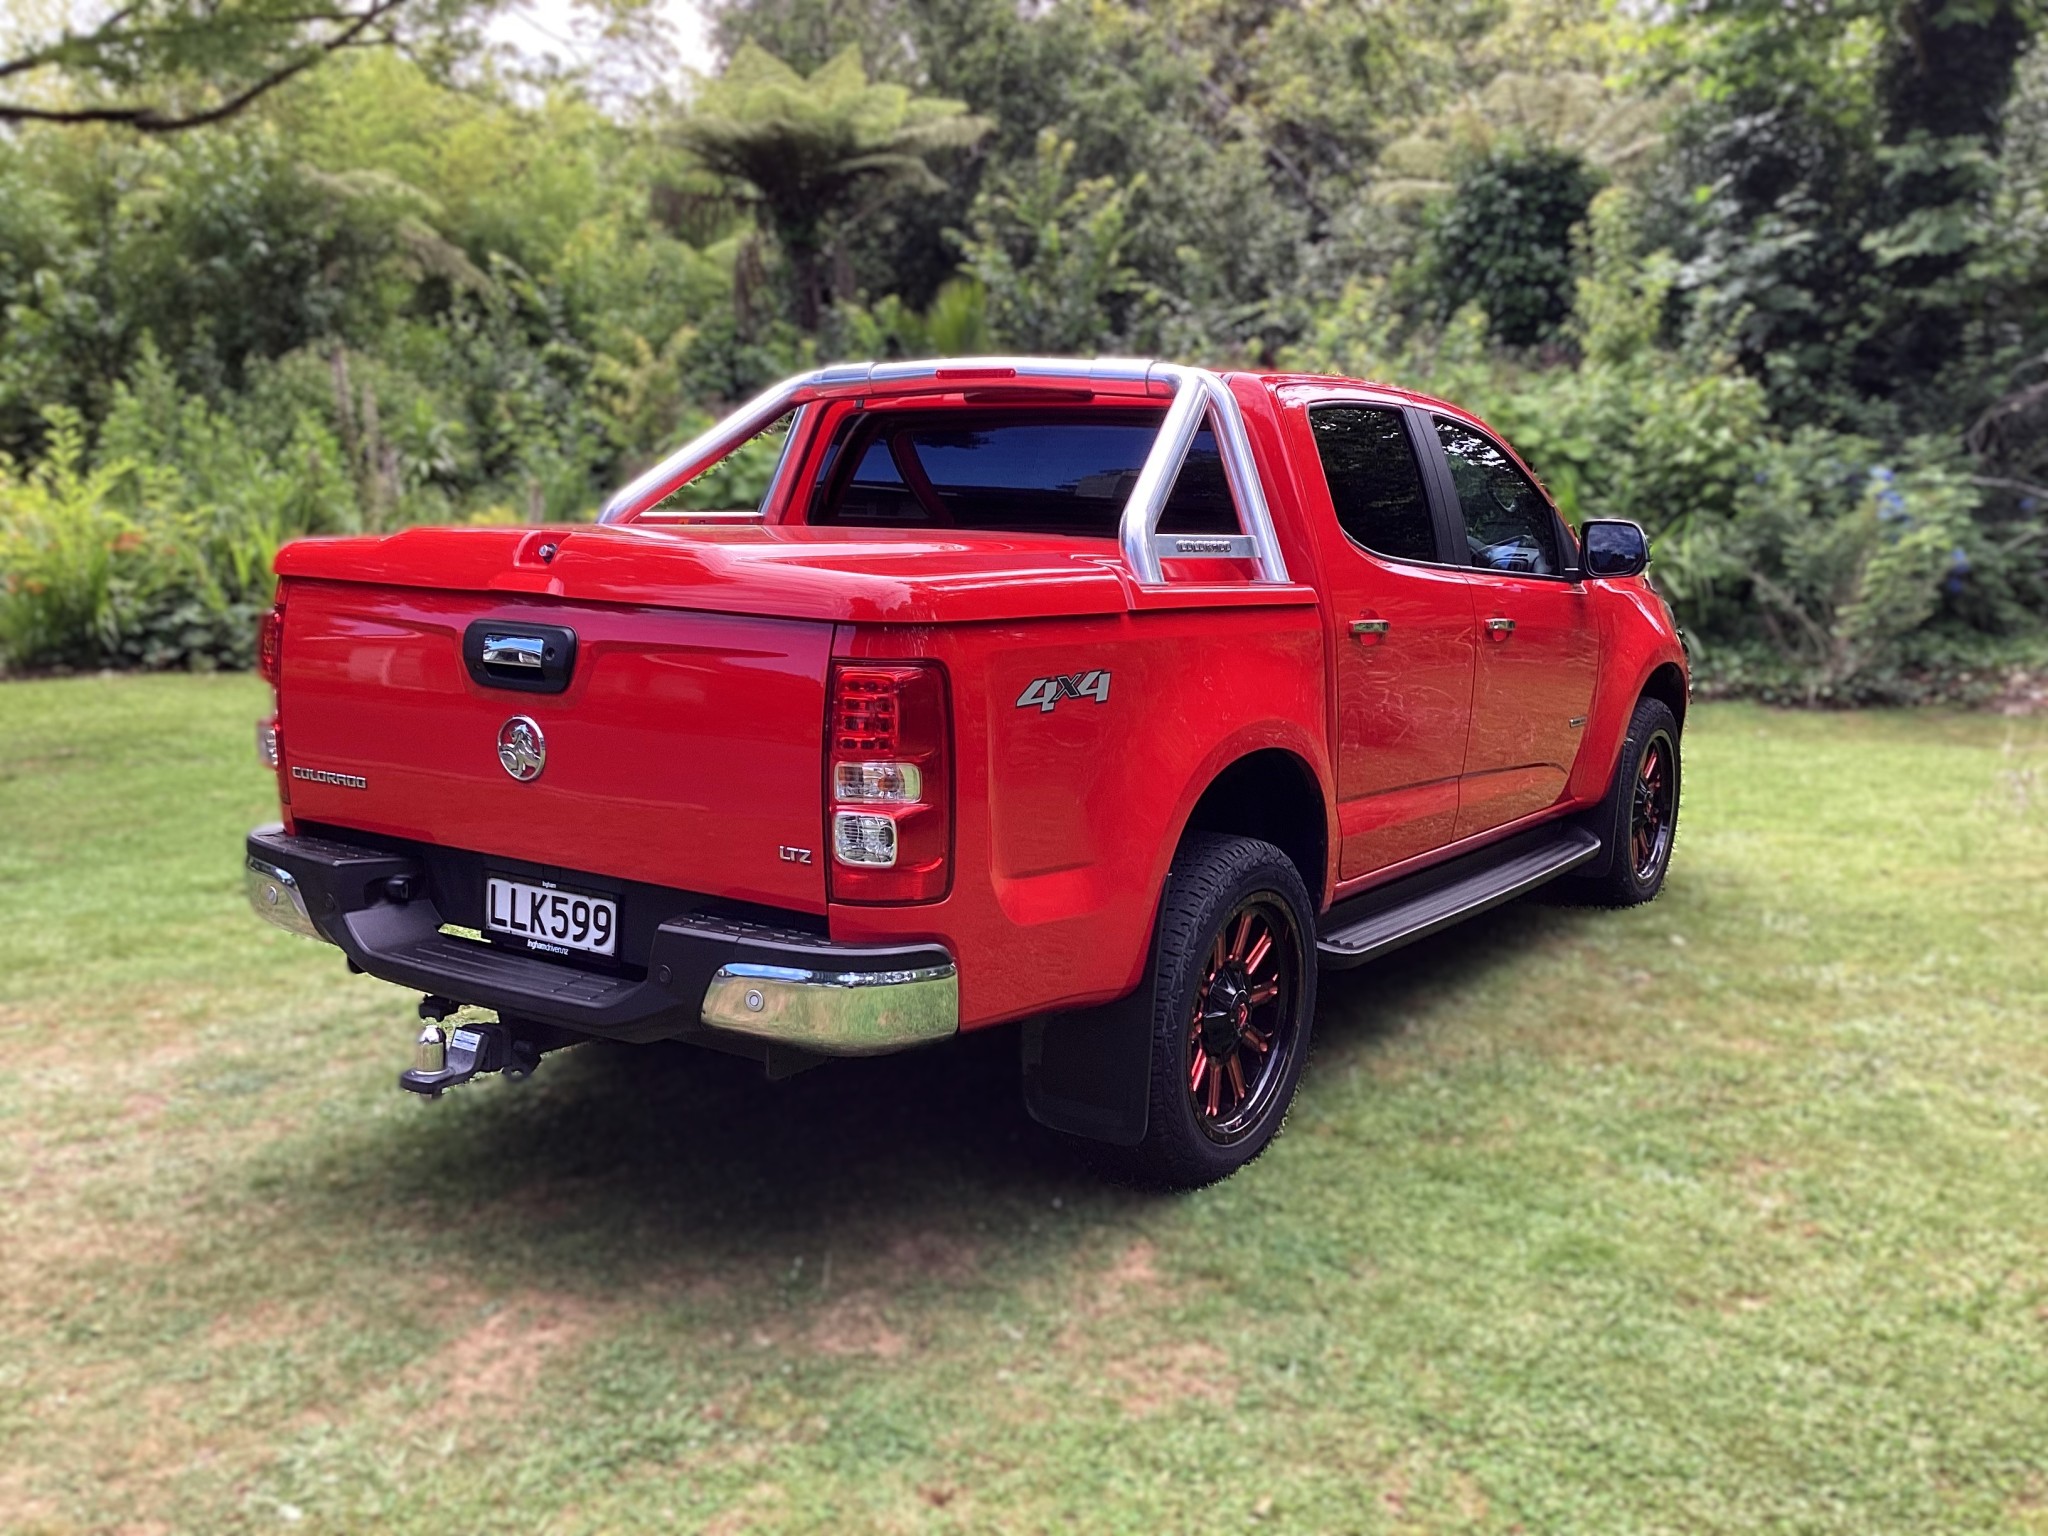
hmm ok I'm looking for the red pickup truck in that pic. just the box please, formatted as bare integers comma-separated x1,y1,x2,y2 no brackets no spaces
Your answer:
244,357,1686,1186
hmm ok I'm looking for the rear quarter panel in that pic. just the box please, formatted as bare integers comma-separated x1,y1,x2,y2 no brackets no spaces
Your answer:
830,601,1331,1030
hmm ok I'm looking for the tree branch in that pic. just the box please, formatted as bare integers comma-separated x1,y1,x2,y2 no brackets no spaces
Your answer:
0,0,409,133
1973,475,2048,500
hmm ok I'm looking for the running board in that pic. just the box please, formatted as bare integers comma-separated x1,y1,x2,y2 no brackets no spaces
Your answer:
1316,824,1602,969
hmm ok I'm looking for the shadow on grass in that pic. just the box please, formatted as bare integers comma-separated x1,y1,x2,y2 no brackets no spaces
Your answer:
259,891,1594,1295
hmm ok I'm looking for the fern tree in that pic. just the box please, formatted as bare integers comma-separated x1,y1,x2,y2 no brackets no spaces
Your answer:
677,44,988,330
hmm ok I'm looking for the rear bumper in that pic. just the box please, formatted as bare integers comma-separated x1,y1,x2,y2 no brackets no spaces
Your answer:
244,824,957,1055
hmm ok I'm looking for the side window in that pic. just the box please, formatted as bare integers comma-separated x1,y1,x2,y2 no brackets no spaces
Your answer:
1307,405,1438,563
1434,417,1560,576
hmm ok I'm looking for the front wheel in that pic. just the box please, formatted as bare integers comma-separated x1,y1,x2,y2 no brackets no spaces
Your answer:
1568,694,1681,907
1113,834,1317,1188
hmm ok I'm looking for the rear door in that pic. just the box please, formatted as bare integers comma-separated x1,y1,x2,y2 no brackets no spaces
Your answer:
1288,394,1477,880
1422,415,1598,839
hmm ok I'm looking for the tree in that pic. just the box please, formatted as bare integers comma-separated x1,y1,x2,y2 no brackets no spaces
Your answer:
1860,0,2035,398
1428,145,1604,348
675,43,987,330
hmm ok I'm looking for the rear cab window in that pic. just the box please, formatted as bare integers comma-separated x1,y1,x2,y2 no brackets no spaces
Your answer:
805,409,1238,538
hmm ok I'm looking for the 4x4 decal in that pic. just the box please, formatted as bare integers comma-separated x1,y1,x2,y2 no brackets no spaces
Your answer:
1016,670,1112,712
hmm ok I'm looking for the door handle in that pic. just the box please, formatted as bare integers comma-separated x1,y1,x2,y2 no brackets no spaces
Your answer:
1350,618,1391,641
1484,617,1516,640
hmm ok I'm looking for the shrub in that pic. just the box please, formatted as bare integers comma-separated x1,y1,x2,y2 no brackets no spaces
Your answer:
0,410,149,670
1425,145,1603,349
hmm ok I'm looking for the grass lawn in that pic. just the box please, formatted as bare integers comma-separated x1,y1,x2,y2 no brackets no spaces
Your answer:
3,674,2046,1534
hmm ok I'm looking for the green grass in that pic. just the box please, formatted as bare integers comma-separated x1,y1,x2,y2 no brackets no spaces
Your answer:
4,675,2047,1534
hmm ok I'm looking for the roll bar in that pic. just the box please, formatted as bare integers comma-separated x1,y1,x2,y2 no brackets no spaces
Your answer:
597,357,1290,586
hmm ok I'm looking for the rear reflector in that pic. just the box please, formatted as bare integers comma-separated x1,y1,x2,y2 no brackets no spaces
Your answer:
826,663,949,902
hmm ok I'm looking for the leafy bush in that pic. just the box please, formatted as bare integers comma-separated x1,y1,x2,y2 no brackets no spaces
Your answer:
0,412,147,669
1426,146,1603,348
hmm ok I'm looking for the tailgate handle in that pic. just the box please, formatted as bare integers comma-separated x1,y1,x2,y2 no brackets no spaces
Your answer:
463,621,577,694
482,635,544,670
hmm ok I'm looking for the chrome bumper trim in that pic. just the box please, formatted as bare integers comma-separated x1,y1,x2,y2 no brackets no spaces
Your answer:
246,855,320,940
700,960,959,1056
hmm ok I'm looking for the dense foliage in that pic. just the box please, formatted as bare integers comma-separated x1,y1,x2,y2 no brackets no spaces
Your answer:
1,0,2043,702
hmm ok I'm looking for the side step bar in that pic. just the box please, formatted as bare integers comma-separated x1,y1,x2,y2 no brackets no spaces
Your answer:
1317,824,1602,969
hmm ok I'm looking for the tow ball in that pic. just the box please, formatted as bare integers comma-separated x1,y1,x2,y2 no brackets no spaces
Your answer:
399,999,542,1097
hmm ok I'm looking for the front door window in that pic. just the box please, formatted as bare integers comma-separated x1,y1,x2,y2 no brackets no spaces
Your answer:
1435,418,1560,576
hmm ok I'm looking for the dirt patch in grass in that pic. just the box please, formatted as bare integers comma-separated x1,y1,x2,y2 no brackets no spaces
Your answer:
203,1295,331,1352
421,1289,616,1419
881,1228,980,1284
806,1291,909,1359
1108,1339,1232,1416
701,1481,786,1536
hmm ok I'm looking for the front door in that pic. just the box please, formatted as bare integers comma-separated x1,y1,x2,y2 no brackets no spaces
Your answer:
1423,414,1598,839
1286,394,1478,881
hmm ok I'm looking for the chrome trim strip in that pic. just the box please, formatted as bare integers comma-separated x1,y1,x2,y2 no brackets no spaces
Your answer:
245,856,320,940
700,959,959,1056
598,356,1292,588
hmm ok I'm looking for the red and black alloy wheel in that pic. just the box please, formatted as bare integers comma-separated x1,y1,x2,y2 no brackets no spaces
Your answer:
1566,694,1681,907
1184,897,1301,1143
1111,832,1317,1187
1630,729,1677,883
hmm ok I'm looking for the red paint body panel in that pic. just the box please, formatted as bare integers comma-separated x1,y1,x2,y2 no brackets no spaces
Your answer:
277,580,834,912
1458,573,1600,839
263,369,1687,1034
275,523,1137,626
826,603,1328,1028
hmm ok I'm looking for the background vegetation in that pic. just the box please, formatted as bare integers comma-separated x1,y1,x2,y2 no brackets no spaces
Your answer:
2,0,2045,702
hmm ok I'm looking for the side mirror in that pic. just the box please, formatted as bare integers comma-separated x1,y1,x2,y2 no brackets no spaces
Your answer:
1579,519,1649,579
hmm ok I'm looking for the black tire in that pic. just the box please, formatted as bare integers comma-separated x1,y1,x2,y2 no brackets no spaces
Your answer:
1567,695,1681,907
1110,834,1317,1189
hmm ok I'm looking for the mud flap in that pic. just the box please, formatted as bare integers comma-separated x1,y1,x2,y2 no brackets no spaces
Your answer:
1020,974,1155,1147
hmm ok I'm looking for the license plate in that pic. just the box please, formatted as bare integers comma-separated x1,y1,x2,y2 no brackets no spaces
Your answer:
484,875,617,957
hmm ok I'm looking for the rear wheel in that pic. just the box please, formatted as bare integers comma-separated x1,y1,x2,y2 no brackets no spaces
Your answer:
1113,834,1316,1188
1569,695,1681,907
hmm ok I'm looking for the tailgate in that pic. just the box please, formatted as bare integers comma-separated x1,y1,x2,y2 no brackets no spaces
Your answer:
275,579,831,912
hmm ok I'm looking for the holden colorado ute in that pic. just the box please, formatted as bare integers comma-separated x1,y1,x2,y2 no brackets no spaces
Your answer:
244,357,1687,1187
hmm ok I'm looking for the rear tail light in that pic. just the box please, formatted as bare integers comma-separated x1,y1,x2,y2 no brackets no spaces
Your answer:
826,662,949,902
257,598,289,816
257,600,285,686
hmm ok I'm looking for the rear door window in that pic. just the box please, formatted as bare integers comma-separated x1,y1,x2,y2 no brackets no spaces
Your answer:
809,410,1238,537
1306,405,1439,563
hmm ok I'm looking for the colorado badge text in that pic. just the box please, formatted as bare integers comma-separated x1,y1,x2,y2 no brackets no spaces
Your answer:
289,766,368,790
